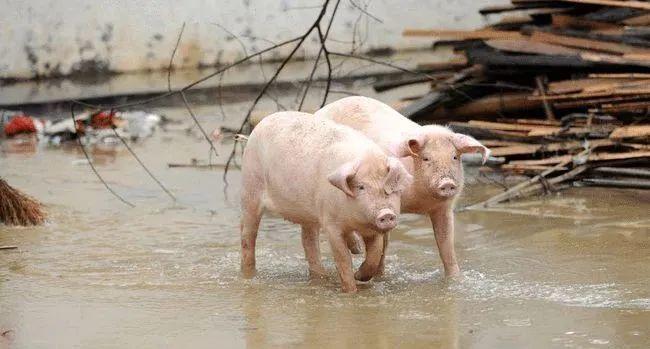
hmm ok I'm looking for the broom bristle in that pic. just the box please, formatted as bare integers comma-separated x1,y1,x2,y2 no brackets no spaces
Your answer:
0,178,46,226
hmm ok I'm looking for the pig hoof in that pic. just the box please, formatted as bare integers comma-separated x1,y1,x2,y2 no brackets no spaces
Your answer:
341,285,358,293
354,271,373,282
444,265,461,278
309,269,328,279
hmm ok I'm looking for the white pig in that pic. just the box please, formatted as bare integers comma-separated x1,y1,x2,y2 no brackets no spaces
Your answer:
315,96,489,277
240,111,412,293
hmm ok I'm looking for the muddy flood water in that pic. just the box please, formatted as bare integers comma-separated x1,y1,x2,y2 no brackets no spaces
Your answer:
1,94,649,348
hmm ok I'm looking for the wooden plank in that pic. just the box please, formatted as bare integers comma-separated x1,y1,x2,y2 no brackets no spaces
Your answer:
501,164,569,174
530,88,650,101
623,53,650,61
497,118,563,126
509,151,650,165
416,57,468,71
553,95,649,109
448,122,543,142
581,79,650,94
592,167,650,178
527,126,615,136
478,140,530,147
529,31,650,55
430,92,544,119
582,178,650,189
547,78,629,94
403,29,523,40
480,4,559,15
551,14,620,30
609,125,650,139
601,101,650,113
485,39,582,56
580,52,650,68
555,0,650,10
623,13,650,25
589,73,650,79
468,120,560,132
490,139,614,157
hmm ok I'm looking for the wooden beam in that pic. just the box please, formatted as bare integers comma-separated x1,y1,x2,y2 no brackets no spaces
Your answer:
403,29,523,40
490,139,614,157
609,125,650,139
530,31,650,55
467,120,560,132
555,0,650,11
623,13,650,26
509,151,650,165
485,39,582,56
551,14,619,30
592,167,650,178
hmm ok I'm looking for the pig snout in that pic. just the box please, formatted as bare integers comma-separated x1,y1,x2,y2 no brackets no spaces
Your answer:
375,208,397,232
435,178,458,197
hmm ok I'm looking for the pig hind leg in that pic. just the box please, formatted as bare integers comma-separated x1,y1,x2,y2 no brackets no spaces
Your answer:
355,233,385,282
301,225,327,278
240,183,263,278
345,231,364,255
375,233,389,276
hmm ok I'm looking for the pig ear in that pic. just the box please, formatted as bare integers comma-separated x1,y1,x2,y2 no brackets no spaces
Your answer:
452,133,490,164
328,160,359,197
384,157,413,195
392,132,427,158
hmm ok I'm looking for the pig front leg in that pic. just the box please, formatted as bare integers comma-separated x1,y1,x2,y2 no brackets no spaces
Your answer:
429,207,460,277
301,225,327,278
326,226,357,293
354,233,384,282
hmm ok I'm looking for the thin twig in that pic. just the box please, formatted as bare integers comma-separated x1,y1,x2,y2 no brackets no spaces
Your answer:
70,105,135,207
223,0,334,183
105,110,177,202
71,36,302,110
168,22,186,92
180,91,219,156
349,0,383,23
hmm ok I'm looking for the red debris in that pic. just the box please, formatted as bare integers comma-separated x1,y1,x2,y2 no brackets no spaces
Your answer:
4,116,37,137
90,111,117,129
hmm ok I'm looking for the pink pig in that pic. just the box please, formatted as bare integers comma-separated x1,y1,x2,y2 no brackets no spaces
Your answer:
240,111,412,293
315,96,489,277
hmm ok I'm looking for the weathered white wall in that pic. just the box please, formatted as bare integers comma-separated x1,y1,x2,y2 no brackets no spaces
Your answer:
0,0,505,80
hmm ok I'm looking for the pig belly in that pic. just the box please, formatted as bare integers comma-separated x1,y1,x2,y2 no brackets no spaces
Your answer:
261,190,319,226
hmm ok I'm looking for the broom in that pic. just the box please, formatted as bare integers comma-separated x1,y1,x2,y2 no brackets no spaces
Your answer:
0,177,45,226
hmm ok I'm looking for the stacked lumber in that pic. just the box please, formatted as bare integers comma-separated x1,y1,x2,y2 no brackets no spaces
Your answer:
393,0,650,201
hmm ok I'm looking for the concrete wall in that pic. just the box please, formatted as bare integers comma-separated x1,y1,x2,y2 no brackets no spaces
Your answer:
0,0,505,80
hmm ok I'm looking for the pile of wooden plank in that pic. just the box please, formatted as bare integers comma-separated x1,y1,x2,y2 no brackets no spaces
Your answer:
387,0,650,199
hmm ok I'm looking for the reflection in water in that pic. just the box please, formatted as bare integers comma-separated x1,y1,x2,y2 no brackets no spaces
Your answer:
1,102,649,348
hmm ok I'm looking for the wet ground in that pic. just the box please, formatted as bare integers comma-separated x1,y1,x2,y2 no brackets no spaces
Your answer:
1,75,649,348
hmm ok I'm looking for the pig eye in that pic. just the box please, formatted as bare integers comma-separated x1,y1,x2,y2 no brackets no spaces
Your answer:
453,155,459,161
357,184,365,191
422,157,430,162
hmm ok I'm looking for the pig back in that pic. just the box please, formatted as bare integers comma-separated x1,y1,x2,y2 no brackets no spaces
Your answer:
248,112,373,224
315,96,419,152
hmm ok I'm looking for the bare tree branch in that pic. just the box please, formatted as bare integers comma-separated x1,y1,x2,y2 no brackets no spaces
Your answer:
223,0,336,182
106,110,177,202
349,0,383,23
168,22,186,92
70,105,135,207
